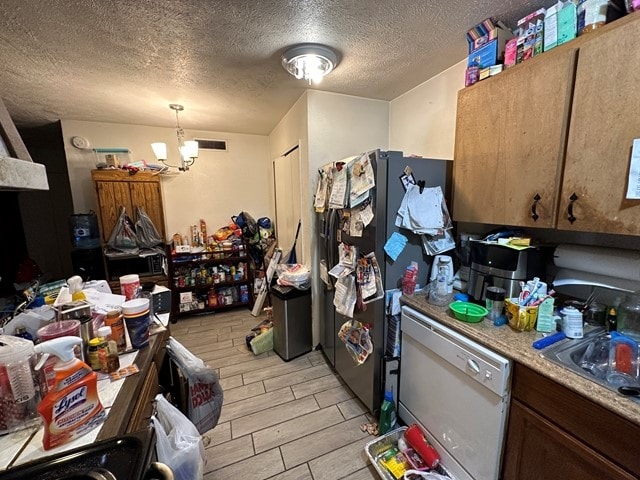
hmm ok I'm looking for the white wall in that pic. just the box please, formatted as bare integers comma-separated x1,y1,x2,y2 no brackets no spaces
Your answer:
61,120,270,240
389,60,466,159
270,90,389,347
268,93,309,258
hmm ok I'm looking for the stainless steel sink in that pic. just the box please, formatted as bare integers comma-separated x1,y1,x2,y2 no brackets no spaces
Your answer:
0,428,171,480
540,327,640,402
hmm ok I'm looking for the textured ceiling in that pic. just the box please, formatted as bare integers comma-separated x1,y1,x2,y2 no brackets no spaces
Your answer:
0,0,552,135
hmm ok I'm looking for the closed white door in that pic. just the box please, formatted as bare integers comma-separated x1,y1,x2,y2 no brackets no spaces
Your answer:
273,147,302,262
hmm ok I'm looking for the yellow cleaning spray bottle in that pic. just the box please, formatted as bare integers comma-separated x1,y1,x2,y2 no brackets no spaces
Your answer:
34,336,105,450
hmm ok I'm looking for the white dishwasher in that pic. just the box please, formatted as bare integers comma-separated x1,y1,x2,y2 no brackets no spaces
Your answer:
398,306,511,480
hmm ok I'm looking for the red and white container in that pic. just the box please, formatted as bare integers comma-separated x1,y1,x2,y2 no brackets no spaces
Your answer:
119,274,140,301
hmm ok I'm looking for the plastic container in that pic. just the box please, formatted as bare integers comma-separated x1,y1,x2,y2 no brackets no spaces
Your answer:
450,301,488,323
119,274,140,301
97,326,119,374
378,390,397,435
123,298,150,349
0,335,41,434
105,309,126,353
122,297,149,316
69,212,101,250
37,320,82,393
37,320,81,342
618,294,640,339
608,331,639,378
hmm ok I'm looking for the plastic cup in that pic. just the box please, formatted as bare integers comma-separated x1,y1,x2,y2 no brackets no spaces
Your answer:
119,274,140,301
123,298,150,349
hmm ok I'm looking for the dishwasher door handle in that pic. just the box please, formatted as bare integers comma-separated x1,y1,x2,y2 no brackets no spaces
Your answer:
467,358,480,374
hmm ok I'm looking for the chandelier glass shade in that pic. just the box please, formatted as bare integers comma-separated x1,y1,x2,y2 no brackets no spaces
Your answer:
151,104,199,171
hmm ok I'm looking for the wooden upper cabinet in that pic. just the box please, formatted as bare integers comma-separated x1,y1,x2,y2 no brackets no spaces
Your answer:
558,17,640,235
453,73,506,224
454,12,640,234
91,170,166,243
453,47,578,227
500,48,577,228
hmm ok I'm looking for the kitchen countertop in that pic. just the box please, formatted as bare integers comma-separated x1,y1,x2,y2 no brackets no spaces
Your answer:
401,293,640,427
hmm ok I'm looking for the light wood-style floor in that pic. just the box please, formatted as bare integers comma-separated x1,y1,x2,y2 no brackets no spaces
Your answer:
170,309,380,480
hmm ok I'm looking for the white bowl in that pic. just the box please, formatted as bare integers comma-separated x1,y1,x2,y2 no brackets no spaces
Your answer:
122,298,150,316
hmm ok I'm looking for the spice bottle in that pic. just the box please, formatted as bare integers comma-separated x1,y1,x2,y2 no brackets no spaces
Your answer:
607,307,617,332
87,338,102,371
97,326,120,374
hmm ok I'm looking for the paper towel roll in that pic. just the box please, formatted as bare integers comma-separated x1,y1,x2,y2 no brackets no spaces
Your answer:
554,245,640,282
553,268,640,292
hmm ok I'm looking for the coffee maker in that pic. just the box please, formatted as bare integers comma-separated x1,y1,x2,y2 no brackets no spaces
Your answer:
467,241,543,302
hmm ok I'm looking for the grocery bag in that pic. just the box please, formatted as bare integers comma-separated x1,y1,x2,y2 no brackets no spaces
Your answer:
151,394,205,480
107,207,139,252
166,337,223,434
135,206,163,248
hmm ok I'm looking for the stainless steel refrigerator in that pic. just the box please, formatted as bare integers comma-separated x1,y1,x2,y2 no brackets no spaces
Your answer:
317,150,452,413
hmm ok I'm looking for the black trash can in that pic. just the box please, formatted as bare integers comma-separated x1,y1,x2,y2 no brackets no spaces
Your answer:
271,284,312,361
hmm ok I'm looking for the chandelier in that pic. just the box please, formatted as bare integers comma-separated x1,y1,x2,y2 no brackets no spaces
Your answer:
281,44,339,84
151,104,199,171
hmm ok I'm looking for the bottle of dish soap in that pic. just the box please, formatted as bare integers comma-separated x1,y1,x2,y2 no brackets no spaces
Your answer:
34,336,105,450
378,390,397,435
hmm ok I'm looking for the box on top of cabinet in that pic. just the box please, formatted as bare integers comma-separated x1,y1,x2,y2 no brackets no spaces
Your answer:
466,18,513,68
557,1,577,46
516,8,546,63
545,2,578,51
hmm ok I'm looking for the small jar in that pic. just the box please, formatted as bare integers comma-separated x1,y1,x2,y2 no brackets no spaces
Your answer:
87,338,102,371
560,306,584,339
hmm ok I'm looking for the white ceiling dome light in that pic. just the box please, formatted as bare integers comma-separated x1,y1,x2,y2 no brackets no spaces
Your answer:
281,44,339,84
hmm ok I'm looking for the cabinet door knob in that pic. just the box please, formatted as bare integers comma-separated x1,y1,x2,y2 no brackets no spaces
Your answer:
531,193,541,222
567,193,578,224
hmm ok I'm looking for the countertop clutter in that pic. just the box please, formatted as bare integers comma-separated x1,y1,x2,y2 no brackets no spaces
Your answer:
401,293,640,427
0,326,169,472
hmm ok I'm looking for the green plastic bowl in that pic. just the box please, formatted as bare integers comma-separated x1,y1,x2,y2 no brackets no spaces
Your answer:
449,301,488,323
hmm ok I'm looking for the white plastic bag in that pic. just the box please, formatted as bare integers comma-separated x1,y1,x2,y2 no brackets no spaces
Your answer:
275,263,311,290
166,337,224,434
151,394,205,480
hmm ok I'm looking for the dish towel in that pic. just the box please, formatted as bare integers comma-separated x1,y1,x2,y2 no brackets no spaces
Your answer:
395,184,445,234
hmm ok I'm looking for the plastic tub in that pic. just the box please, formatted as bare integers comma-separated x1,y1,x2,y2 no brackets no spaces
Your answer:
37,320,81,341
122,298,149,316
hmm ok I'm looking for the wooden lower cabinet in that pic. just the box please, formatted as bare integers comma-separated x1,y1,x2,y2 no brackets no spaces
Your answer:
97,330,169,440
502,400,634,480
126,362,159,433
502,363,640,479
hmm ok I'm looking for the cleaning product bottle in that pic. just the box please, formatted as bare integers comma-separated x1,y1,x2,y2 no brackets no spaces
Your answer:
34,336,106,450
378,390,397,435
67,275,87,302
